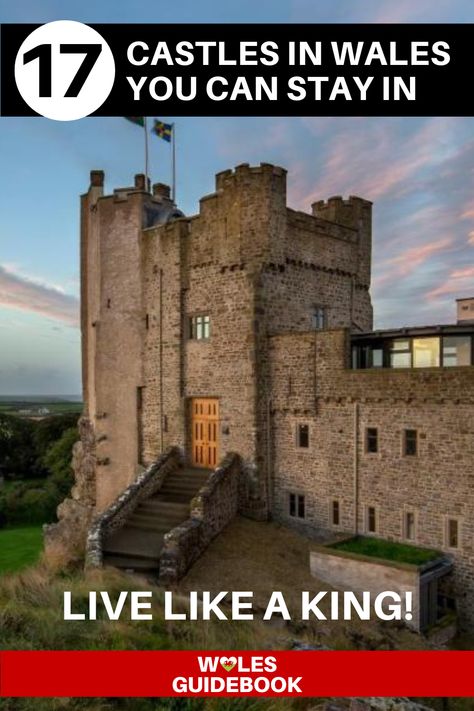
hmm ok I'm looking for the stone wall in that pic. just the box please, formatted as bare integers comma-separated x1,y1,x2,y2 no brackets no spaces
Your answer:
310,545,423,631
44,416,97,561
269,328,474,629
159,453,242,583
86,447,181,568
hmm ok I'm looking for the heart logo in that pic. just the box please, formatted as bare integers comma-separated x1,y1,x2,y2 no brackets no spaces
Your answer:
220,656,237,672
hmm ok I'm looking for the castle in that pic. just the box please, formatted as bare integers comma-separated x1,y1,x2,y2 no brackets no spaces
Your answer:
46,163,474,631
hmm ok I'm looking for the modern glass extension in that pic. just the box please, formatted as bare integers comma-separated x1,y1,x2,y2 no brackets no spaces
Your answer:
351,326,474,370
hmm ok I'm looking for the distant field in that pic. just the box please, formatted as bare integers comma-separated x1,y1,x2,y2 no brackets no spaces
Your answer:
0,400,83,416
0,526,43,574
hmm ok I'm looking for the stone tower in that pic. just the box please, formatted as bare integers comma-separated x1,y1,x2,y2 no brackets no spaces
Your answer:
45,163,373,556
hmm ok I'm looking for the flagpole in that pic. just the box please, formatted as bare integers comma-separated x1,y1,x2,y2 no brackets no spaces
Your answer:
144,116,149,191
172,122,176,203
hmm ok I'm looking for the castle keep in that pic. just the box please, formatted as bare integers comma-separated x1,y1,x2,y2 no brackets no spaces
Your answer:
46,163,474,631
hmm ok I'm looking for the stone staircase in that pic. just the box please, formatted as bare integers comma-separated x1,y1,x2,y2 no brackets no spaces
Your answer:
102,467,210,572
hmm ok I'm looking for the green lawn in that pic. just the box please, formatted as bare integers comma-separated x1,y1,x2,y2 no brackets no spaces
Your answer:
0,526,44,574
330,536,441,566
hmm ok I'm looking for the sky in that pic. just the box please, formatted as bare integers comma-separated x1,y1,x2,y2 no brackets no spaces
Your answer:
1,0,474,396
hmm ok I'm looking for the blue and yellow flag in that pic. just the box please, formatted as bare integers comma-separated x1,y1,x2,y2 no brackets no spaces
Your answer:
152,119,173,142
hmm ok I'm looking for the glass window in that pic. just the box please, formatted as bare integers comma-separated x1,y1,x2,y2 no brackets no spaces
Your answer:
372,348,383,368
332,500,340,526
367,506,376,533
297,424,309,448
413,337,440,368
189,315,210,340
404,429,418,456
366,427,378,453
389,339,411,368
442,336,472,367
447,519,459,548
312,306,326,330
405,512,415,540
352,346,358,369
289,493,305,519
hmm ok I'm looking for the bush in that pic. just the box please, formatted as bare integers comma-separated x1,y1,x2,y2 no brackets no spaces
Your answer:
0,426,78,526
0,414,36,479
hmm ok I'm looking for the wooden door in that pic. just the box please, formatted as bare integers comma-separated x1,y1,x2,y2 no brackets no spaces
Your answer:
191,398,219,468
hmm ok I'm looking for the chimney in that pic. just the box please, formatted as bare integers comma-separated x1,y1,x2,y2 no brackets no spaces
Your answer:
456,297,474,324
134,174,150,192
90,170,104,188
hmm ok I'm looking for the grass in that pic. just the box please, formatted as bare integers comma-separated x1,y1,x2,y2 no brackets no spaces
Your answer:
0,520,469,710
330,536,441,566
0,526,44,574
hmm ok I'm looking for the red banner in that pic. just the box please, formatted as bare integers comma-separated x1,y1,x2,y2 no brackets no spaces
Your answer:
1,650,473,697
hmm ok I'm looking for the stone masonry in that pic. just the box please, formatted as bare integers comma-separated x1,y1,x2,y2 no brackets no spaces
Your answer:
47,162,474,630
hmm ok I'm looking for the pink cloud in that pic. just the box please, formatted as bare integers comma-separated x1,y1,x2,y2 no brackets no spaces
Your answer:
0,264,79,327
427,266,474,301
292,118,454,209
373,237,453,289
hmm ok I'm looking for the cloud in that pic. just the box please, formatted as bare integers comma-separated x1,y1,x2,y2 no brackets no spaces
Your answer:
0,264,79,327
427,267,474,301
373,237,453,288
292,118,455,208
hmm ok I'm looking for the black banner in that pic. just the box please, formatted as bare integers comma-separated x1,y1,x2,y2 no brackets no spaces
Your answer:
1,23,471,117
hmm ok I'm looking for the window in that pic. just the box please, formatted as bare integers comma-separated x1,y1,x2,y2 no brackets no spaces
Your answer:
366,427,378,453
297,424,309,448
389,339,411,368
404,511,416,540
372,348,384,368
289,493,305,519
189,314,210,340
447,518,459,548
312,306,326,330
413,337,440,368
366,506,377,533
332,500,340,526
442,336,472,367
352,345,383,369
404,429,418,456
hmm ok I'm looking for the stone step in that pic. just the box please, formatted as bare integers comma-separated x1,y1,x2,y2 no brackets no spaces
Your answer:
102,467,212,573
140,500,189,515
136,509,188,523
157,486,202,498
102,553,159,572
127,514,185,532
160,479,207,492
103,526,164,559
154,492,198,504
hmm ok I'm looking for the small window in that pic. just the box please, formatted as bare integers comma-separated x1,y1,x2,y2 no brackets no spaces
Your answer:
189,314,210,340
332,500,340,526
389,339,411,368
289,493,305,519
404,511,416,540
442,336,472,367
367,506,377,533
366,427,378,453
447,518,459,548
312,306,326,330
297,424,309,448
404,429,418,456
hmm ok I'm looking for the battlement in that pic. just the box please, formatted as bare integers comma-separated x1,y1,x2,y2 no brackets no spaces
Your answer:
215,162,287,191
312,194,372,230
